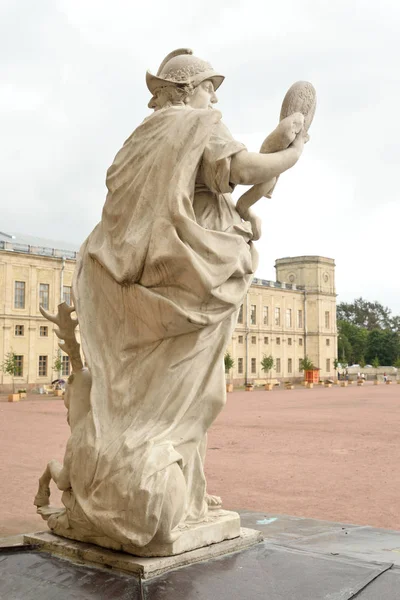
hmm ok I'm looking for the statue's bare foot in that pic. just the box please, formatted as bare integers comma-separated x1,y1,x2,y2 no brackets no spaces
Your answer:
206,493,222,510
34,486,50,507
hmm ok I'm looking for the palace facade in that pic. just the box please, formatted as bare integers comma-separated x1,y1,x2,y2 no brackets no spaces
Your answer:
0,231,337,391
0,232,77,392
227,255,337,384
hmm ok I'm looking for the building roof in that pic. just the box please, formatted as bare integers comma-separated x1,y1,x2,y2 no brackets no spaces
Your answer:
0,231,79,259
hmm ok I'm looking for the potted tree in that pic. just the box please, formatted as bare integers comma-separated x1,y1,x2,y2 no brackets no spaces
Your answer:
299,356,318,388
1,351,20,402
261,355,274,391
372,356,380,385
52,354,64,396
224,351,235,393
394,358,400,384
333,358,339,384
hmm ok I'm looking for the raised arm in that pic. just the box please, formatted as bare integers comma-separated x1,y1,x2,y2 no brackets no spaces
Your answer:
230,131,304,186
231,130,306,241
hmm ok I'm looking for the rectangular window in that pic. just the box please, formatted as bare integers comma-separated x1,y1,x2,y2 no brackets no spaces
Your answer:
274,307,281,326
237,304,243,324
276,337,281,345
251,336,256,344
326,338,330,347
297,309,303,328
238,358,243,374
14,355,23,377
288,358,292,374
39,283,50,310
251,358,256,374
288,337,292,346
238,335,243,344
264,336,269,344
38,355,48,377
263,306,269,325
325,311,330,328
61,356,70,376
14,281,26,309
63,285,72,305
276,358,281,373
39,326,48,337
15,325,24,336
299,338,303,346
286,308,292,328
250,305,257,325
299,358,302,371
326,358,331,372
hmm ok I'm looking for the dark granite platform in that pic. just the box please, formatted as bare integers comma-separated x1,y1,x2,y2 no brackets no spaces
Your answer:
1,510,400,599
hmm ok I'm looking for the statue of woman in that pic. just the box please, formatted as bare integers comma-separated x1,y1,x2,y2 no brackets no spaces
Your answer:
41,49,306,554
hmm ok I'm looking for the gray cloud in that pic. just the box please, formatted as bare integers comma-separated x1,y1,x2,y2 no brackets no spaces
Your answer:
1,0,399,312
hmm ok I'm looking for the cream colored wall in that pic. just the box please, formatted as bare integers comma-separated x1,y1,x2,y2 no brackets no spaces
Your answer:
0,251,75,391
228,256,337,384
228,286,307,382
1,251,337,390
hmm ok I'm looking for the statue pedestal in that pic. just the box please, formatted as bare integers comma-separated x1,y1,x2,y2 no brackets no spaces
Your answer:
36,508,246,557
24,522,262,580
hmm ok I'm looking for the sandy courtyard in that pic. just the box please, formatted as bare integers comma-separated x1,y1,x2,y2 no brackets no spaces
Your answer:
0,382,399,536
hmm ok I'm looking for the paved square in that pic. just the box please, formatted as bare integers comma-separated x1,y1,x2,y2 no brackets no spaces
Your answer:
0,381,399,536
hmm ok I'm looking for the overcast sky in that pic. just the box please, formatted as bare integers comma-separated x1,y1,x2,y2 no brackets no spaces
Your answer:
2,0,399,313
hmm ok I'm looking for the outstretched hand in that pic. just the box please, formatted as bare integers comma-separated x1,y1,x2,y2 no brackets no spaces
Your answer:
242,209,262,241
290,128,310,155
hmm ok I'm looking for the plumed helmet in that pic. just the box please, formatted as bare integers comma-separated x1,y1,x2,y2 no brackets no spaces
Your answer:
146,48,225,94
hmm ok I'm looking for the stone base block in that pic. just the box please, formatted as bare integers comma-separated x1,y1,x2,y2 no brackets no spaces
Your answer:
8,394,20,402
24,527,262,580
36,508,242,557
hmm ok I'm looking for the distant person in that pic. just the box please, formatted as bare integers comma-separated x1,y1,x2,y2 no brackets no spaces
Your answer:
383,372,387,383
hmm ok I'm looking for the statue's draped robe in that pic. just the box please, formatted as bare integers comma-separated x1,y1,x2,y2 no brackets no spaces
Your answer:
50,106,258,549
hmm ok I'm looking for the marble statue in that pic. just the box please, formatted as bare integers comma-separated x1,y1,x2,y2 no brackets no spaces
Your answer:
34,49,315,556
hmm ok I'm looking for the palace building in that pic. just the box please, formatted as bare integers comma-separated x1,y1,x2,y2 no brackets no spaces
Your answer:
227,255,337,384
0,231,337,391
0,232,77,392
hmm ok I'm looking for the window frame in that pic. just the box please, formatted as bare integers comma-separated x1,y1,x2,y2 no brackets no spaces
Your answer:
14,281,26,309
39,283,50,310
38,355,48,377
14,355,24,377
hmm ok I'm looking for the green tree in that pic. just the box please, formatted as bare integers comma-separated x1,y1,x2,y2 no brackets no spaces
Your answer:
299,356,315,371
53,353,63,376
393,357,400,368
371,356,380,369
224,352,235,380
260,355,274,381
366,330,400,366
1,351,18,393
337,320,368,365
337,298,394,330
338,330,352,363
